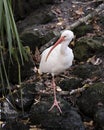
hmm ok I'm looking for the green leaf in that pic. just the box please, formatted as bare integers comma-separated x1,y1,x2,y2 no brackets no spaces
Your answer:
0,0,3,28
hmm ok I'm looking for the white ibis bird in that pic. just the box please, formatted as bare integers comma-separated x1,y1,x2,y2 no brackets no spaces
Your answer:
39,30,74,113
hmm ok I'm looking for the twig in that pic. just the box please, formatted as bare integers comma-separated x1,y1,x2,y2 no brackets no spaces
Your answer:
40,37,58,53
39,3,104,52
38,90,69,96
70,84,90,95
60,74,72,79
5,98,17,110
66,3,104,30
72,0,103,5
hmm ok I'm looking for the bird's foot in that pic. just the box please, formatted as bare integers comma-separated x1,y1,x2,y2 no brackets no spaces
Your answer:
48,99,62,113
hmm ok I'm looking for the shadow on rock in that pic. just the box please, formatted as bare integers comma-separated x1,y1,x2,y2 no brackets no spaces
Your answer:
30,96,85,130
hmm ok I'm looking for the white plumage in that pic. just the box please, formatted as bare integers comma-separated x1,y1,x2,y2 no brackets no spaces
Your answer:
39,30,74,113
39,30,74,75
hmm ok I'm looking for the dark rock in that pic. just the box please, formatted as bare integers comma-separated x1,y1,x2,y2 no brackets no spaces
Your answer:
1,82,37,121
74,41,91,61
77,83,104,117
93,1,103,8
13,0,55,21
7,82,37,111
72,64,99,79
92,36,104,54
73,23,93,38
17,7,56,31
97,15,104,30
35,81,46,92
1,120,29,130
1,98,30,123
2,82,45,112
73,36,104,61
0,80,45,121
1,100,19,121
20,29,55,53
94,108,104,130
27,8,55,24
30,96,85,130
59,77,83,91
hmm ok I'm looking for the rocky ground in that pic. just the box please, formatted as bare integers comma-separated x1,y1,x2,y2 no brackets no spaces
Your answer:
0,0,104,130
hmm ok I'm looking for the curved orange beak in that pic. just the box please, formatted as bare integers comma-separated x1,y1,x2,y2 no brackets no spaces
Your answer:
45,36,65,62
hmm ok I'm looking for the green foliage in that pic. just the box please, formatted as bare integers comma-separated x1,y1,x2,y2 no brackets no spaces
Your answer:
0,0,28,88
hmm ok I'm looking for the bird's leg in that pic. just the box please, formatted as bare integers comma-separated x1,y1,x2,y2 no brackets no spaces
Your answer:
48,75,62,113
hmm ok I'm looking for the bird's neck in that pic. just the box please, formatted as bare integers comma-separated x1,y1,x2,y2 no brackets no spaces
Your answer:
60,41,69,55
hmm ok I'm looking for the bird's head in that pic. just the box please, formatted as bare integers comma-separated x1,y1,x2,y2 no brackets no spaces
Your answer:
61,30,74,43
45,30,74,61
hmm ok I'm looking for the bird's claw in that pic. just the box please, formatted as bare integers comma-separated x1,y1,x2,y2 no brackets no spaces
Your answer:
48,99,62,113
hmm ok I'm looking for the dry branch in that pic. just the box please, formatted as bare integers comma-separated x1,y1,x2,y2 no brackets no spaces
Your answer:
66,3,104,30
40,3,104,52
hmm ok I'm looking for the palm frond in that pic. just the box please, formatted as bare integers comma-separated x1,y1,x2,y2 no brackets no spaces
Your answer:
0,0,28,90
